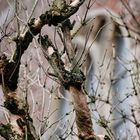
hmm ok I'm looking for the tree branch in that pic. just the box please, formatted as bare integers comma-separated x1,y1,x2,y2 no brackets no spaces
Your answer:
0,0,86,139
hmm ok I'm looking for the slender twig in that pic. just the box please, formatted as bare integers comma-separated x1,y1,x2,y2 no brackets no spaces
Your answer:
15,0,20,36
22,0,39,33
120,0,140,27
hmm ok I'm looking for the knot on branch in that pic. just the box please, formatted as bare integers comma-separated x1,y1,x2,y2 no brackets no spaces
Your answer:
28,18,42,34
39,0,84,26
62,69,85,90
61,19,75,31
41,0,68,26
40,10,66,26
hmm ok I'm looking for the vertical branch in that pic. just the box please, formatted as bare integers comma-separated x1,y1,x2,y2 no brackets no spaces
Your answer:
61,20,96,139
62,19,75,62
69,86,95,139
15,0,20,36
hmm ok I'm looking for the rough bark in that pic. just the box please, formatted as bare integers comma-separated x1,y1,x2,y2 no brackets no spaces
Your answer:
69,86,96,139
0,0,102,140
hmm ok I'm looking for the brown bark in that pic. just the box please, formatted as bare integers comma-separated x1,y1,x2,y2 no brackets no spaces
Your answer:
69,86,95,140
60,17,97,140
